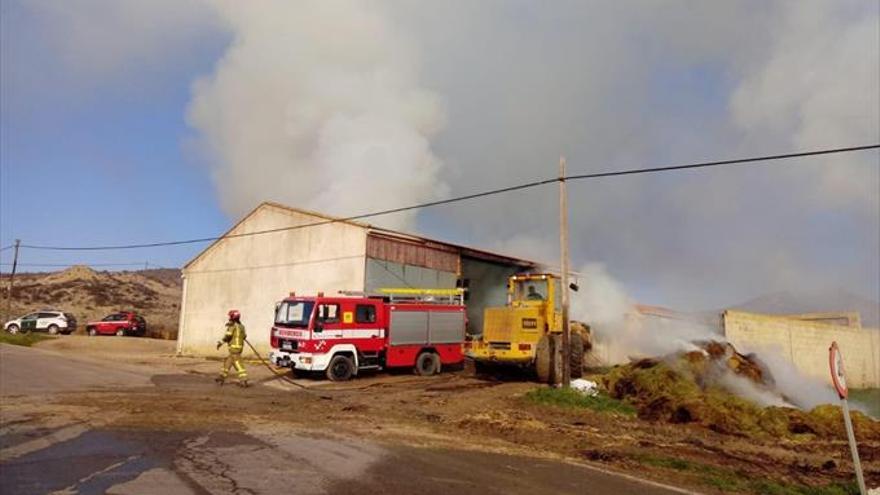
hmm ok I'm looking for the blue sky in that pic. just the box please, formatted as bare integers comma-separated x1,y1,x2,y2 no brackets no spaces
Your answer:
1,0,877,310
1,0,230,268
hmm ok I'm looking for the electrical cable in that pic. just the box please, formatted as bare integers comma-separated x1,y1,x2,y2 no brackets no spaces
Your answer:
15,143,880,252
565,144,879,181
0,262,160,267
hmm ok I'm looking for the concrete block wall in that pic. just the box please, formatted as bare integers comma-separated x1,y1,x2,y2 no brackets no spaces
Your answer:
724,310,880,389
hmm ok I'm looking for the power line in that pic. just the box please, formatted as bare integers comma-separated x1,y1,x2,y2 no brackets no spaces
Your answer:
0,262,163,268
0,245,14,253
15,143,880,252
566,144,879,181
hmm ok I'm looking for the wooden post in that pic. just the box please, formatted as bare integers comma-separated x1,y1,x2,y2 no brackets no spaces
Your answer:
5,239,21,324
559,157,571,387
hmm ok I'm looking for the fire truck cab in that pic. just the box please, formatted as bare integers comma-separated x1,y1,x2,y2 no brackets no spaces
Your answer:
268,289,466,381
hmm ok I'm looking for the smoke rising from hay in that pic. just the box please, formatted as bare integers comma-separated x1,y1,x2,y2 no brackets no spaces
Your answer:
741,344,841,410
569,263,843,410
571,263,722,362
186,0,448,229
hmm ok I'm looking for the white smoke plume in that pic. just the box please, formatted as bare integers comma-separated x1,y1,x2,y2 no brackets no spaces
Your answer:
569,263,844,410
8,1,875,309
717,372,791,408
186,0,448,229
570,263,721,363
741,344,841,410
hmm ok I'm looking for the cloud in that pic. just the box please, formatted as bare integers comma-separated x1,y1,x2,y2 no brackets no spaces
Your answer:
20,0,221,82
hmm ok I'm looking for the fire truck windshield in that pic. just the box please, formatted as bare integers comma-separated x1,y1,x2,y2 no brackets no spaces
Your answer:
275,301,314,328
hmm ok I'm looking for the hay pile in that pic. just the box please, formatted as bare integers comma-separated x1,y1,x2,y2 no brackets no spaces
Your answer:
601,341,879,439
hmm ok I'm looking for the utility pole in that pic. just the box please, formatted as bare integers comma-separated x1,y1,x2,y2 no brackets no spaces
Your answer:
5,239,21,324
559,157,571,387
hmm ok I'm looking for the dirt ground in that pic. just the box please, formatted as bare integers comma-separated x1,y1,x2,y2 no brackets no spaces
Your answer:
5,336,878,494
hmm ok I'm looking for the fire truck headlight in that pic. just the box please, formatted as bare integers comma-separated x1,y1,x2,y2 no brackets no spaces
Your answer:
301,357,312,364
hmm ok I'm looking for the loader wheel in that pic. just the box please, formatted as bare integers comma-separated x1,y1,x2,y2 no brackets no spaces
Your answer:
535,335,552,383
415,352,440,376
570,332,584,379
326,355,354,381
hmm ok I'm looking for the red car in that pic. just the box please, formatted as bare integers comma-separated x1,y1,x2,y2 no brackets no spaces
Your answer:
86,312,147,337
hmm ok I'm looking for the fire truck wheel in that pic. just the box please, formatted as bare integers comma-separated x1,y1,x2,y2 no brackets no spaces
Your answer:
326,355,354,381
535,335,552,383
415,352,440,376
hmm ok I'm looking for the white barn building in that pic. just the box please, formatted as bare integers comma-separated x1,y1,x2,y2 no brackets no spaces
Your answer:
176,202,536,355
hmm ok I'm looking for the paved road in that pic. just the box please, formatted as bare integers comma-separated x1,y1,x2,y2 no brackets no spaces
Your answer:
0,343,152,395
0,344,693,495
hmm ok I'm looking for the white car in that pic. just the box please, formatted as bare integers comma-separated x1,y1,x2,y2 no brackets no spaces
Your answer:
4,310,77,335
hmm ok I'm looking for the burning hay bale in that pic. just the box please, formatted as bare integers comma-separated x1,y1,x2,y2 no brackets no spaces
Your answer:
600,341,880,439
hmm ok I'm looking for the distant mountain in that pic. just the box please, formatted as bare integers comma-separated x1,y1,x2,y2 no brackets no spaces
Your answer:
730,288,879,328
0,265,183,338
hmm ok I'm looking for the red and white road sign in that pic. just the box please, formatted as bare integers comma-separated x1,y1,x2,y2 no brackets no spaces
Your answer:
829,341,848,399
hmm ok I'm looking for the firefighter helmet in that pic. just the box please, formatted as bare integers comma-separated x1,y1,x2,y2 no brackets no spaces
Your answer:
228,309,241,321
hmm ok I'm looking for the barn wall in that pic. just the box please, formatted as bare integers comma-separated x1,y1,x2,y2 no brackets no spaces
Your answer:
366,234,459,272
178,205,367,355
364,258,457,292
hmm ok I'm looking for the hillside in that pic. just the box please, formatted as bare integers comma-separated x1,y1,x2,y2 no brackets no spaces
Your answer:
0,266,182,339
731,288,880,327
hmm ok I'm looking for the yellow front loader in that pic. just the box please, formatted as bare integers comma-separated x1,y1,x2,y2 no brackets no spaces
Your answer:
465,273,588,383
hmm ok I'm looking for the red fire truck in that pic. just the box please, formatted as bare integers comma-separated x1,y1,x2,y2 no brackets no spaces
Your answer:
268,289,466,381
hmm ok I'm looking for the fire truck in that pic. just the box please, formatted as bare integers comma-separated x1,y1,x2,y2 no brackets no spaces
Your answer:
268,289,466,381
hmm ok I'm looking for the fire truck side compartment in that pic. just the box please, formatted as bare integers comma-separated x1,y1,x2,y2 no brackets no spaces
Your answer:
389,311,429,345
429,311,465,343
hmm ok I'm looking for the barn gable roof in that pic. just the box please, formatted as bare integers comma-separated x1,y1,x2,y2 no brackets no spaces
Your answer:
183,201,540,272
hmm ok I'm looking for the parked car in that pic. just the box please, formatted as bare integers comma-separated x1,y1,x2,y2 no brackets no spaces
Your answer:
4,310,77,335
85,312,147,337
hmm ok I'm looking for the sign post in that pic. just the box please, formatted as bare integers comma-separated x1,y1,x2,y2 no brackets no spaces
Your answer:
829,341,866,495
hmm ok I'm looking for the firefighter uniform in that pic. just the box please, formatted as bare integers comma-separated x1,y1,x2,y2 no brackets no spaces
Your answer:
217,316,248,387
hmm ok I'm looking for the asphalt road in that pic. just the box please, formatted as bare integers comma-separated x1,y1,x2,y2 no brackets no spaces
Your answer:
0,343,693,495
0,343,152,395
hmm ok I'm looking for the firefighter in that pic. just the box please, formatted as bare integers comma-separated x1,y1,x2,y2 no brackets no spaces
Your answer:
215,309,249,387
527,285,545,301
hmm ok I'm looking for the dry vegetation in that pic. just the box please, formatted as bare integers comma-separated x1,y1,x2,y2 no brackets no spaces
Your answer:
0,265,182,338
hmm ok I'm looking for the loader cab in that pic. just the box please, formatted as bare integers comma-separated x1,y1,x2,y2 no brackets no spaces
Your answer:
509,274,562,331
